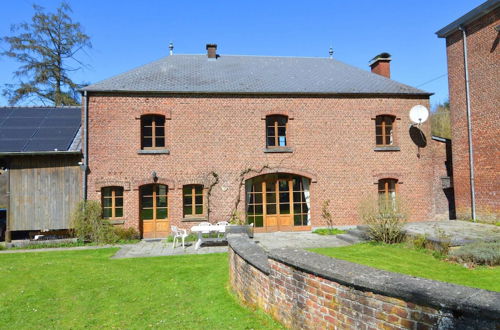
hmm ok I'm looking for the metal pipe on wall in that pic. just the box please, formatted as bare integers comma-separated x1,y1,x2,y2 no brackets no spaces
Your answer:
82,90,89,201
459,25,476,221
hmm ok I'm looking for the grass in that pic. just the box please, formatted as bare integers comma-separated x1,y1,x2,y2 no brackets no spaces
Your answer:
6,239,140,250
0,249,281,329
310,242,500,292
312,228,346,235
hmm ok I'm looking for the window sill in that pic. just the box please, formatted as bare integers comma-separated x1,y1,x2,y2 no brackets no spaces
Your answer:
181,217,208,222
108,220,126,225
137,149,170,155
263,147,293,153
374,146,400,152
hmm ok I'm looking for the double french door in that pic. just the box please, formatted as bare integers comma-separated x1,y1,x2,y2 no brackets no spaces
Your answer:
247,174,310,232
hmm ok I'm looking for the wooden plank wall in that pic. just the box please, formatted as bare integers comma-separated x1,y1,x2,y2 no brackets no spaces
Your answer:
9,155,82,231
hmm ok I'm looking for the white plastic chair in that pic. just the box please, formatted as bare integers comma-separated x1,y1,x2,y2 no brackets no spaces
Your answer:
198,222,211,227
171,226,189,250
216,221,229,238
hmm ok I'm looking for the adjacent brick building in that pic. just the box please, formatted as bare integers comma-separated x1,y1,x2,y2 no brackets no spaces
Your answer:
82,45,436,238
437,0,500,221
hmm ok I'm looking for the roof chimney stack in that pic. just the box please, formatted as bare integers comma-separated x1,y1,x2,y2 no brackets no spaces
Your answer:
369,52,391,78
206,44,217,59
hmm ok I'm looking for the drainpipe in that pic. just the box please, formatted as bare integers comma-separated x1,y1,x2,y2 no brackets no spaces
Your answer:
5,167,11,243
82,91,89,201
459,25,476,222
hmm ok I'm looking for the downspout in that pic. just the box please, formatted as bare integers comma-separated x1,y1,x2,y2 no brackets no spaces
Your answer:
5,166,11,243
82,91,89,201
459,25,476,221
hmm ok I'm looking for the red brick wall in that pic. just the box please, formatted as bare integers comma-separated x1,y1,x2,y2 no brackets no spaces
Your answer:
229,248,438,329
86,93,434,235
445,8,500,221
228,238,499,329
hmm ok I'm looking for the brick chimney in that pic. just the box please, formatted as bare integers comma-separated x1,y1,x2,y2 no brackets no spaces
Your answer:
369,52,391,78
206,44,217,59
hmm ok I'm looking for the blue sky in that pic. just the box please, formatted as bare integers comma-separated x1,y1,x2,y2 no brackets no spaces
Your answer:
0,0,484,108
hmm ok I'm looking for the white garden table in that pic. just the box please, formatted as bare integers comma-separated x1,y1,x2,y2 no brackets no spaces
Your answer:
190,224,227,250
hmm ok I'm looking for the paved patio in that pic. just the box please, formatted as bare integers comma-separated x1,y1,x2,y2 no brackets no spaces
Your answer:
111,232,353,259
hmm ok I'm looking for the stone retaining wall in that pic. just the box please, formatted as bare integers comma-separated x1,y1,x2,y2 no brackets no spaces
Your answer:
228,235,500,329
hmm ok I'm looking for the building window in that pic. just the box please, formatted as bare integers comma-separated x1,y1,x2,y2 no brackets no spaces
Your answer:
375,115,395,146
102,186,124,219
141,114,165,149
266,115,288,147
378,178,397,207
183,185,204,217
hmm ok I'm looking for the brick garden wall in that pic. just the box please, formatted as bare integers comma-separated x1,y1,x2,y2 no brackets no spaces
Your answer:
86,93,437,235
445,8,500,221
228,236,500,329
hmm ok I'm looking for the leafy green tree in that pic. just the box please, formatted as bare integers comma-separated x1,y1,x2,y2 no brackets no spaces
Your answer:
431,101,451,139
1,2,91,105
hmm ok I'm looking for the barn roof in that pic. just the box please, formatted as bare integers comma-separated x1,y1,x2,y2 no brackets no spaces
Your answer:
0,106,81,154
82,54,430,96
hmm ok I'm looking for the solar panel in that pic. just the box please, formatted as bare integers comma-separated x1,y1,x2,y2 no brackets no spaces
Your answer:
0,107,81,152
32,127,78,139
25,138,74,151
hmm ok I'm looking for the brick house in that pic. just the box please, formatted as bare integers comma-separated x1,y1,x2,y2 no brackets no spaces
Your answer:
436,0,499,221
82,45,435,238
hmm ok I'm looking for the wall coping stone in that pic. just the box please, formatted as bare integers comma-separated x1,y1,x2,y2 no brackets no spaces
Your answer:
267,248,500,319
227,235,270,274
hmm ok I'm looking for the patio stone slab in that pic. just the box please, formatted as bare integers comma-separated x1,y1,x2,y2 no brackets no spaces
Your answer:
403,220,500,246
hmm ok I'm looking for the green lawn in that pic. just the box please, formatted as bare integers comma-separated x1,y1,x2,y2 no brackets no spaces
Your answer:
0,249,281,329
310,243,500,292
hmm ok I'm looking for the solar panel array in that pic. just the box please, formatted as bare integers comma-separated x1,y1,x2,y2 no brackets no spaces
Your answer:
0,107,81,153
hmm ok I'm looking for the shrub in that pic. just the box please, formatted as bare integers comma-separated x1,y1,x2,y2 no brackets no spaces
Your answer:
113,227,140,241
312,228,346,235
71,200,117,244
448,241,500,266
406,234,428,250
359,197,407,244
321,200,334,230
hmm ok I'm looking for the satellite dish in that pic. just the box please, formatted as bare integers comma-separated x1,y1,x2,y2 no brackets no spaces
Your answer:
409,105,429,124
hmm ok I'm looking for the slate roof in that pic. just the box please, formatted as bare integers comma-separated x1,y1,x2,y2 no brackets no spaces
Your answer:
0,107,81,154
83,55,430,95
436,0,499,38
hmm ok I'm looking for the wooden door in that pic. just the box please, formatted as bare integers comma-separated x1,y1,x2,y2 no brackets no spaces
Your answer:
263,178,293,231
140,184,169,239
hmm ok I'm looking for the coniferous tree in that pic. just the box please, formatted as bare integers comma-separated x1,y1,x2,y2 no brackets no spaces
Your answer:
1,2,91,105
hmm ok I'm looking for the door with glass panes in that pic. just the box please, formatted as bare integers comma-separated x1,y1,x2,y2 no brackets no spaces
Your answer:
140,184,169,238
246,174,310,232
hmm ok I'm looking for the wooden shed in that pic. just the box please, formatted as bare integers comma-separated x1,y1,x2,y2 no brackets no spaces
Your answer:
0,107,82,241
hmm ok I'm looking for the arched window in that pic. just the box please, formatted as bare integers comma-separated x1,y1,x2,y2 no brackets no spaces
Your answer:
102,186,124,219
378,178,397,207
375,115,395,146
183,185,204,217
141,114,165,149
266,115,288,147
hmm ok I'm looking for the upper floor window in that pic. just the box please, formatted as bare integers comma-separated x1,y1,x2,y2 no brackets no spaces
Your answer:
183,185,204,217
141,115,165,149
266,115,288,147
375,115,395,146
102,186,124,219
